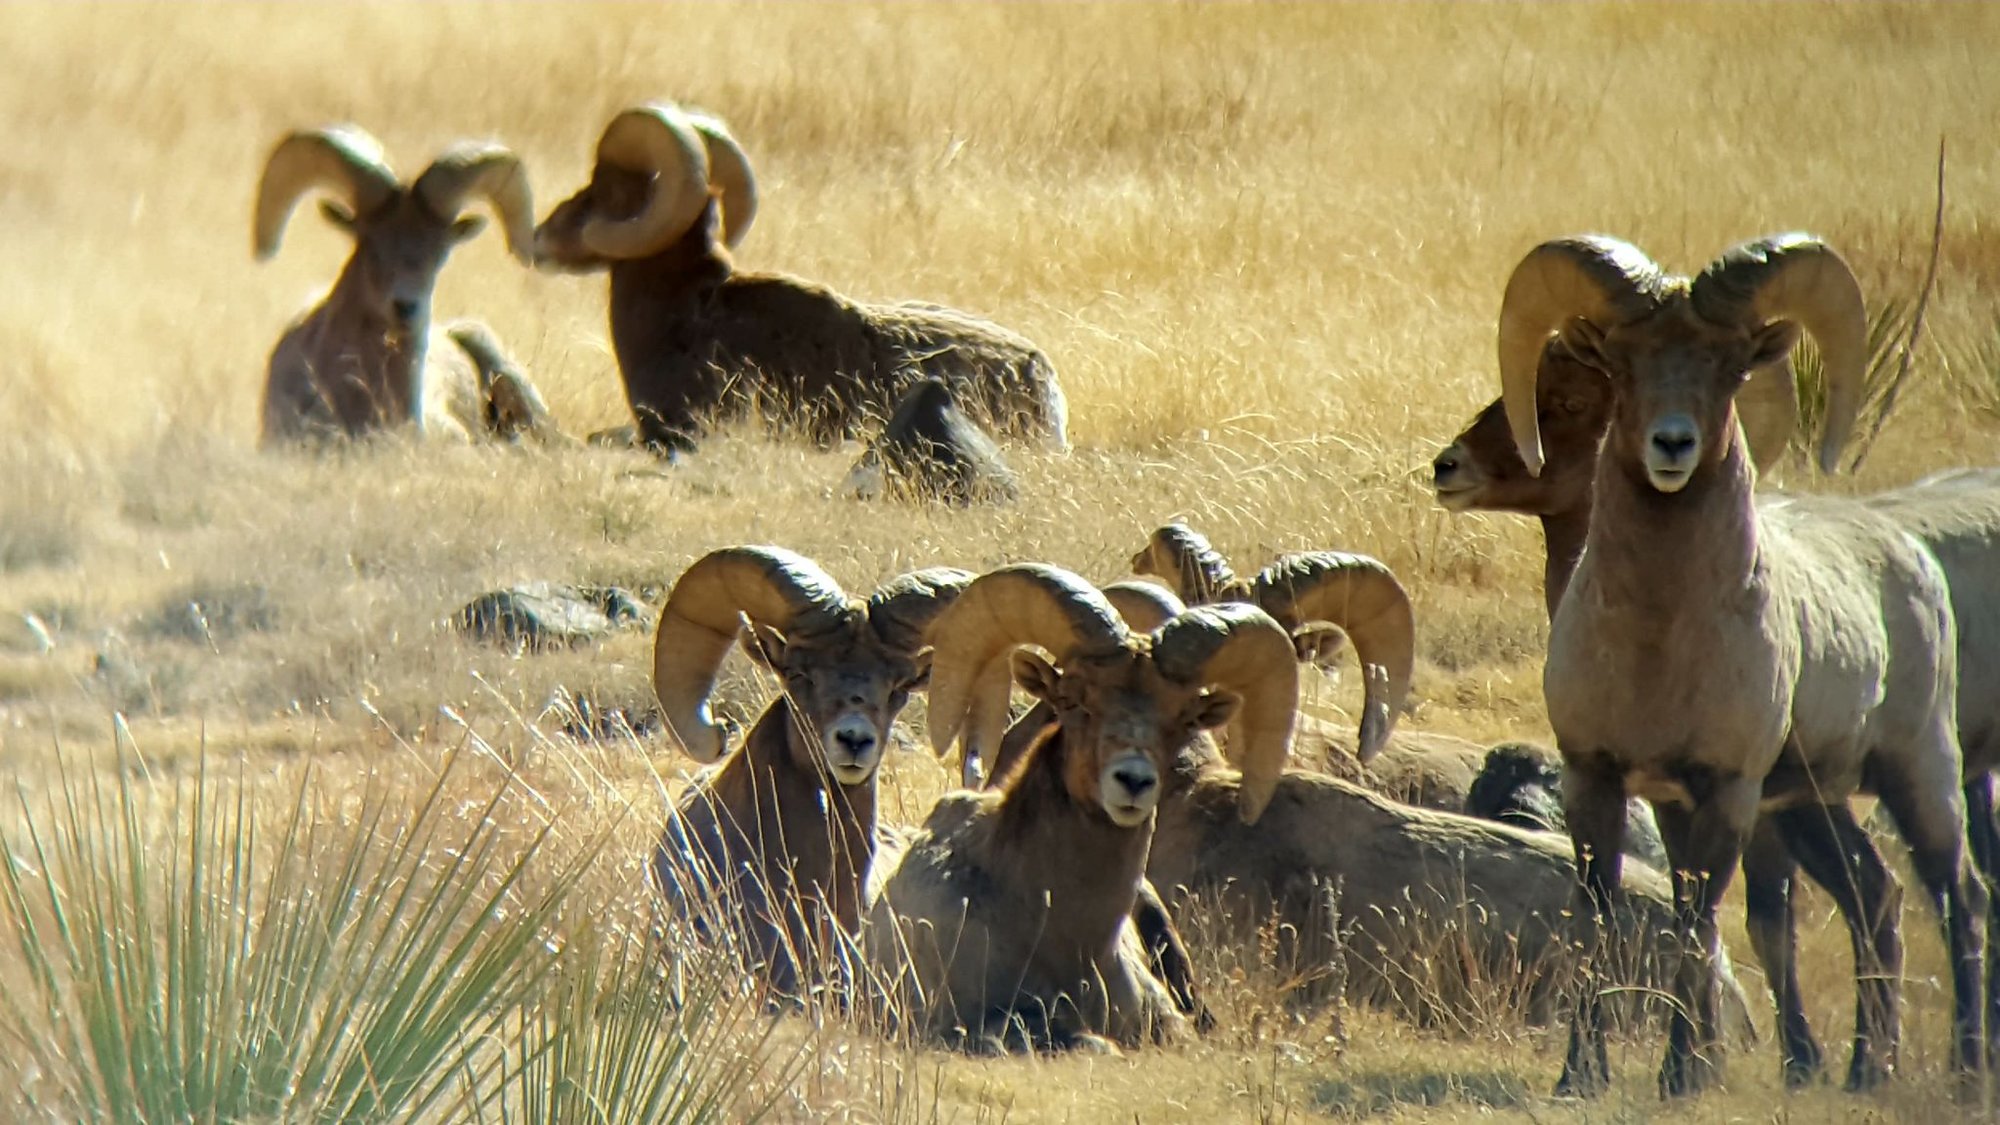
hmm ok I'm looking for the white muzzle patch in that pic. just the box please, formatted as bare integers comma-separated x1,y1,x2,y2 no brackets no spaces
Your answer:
1644,415,1701,493
823,714,883,786
1099,750,1161,827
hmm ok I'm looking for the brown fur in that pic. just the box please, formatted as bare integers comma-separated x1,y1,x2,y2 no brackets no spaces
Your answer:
536,177,1067,458
867,643,1234,1052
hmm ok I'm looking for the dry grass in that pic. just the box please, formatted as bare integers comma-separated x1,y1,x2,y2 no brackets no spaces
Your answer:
4,1,2000,1120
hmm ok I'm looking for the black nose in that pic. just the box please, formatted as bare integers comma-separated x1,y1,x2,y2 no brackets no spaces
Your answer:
1112,765,1156,797
835,730,876,756
391,298,421,323
1431,450,1459,478
1651,431,1697,460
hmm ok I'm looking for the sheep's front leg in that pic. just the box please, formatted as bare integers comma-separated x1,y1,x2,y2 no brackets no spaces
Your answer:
1555,753,1627,1098
1650,775,1758,1099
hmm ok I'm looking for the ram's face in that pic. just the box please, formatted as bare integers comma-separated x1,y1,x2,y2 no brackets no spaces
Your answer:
1434,346,1610,517
749,624,926,788
1567,302,1798,494
328,193,482,334
1015,652,1238,828
531,164,651,272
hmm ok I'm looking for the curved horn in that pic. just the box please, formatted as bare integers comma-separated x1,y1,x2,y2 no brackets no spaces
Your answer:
413,142,535,264
581,104,713,260
1498,236,1668,476
1251,552,1415,764
866,567,976,653
652,546,856,763
1152,604,1300,825
253,125,400,260
1692,233,1868,475
925,565,1130,769
1101,580,1187,635
684,111,758,249
1129,524,1240,605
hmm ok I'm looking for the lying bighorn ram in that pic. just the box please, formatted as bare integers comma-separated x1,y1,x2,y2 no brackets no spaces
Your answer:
866,565,1286,1052
649,546,967,999
254,125,561,445
1051,577,1754,1032
534,103,1069,458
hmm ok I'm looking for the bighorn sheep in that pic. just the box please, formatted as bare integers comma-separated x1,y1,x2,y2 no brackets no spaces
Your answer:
1464,742,1668,870
993,578,1753,1032
254,125,561,445
1494,232,1985,1096
533,103,1069,458
1438,310,2000,1089
865,565,1291,1051
648,546,968,998
1128,524,1414,762
841,376,1019,506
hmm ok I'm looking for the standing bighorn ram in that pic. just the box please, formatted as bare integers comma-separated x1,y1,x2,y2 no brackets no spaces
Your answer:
254,125,561,445
865,565,1285,1051
648,546,968,1000
533,103,1069,458
1494,232,1986,1097
1437,314,2000,1090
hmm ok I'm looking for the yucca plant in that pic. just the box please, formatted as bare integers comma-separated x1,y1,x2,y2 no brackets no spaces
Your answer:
489,918,809,1125
0,734,603,1122
1790,293,1922,473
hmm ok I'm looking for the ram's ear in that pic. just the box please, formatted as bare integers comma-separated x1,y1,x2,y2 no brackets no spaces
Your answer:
1748,320,1804,371
450,214,488,244
1183,687,1242,733
741,622,788,670
1012,650,1060,703
319,200,358,234
905,648,934,692
1557,317,1610,372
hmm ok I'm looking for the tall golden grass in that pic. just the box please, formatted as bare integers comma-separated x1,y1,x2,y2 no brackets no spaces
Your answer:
3,2,2000,1120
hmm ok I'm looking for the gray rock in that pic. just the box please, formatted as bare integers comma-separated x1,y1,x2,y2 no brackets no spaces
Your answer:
456,582,655,650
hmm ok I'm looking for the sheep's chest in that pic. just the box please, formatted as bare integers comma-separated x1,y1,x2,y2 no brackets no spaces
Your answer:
1544,575,1791,779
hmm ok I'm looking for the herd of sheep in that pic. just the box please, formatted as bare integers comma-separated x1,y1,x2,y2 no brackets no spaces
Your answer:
255,100,2000,1100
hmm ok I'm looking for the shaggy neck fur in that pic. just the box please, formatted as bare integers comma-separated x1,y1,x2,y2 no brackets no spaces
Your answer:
992,727,1154,961
705,697,878,933
1583,424,1759,618
308,256,427,432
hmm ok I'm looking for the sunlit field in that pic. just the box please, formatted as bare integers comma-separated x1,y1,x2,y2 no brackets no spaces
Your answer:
3,2,2000,1120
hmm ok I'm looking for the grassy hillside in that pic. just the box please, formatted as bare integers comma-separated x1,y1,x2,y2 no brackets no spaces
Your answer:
2,3,1998,1120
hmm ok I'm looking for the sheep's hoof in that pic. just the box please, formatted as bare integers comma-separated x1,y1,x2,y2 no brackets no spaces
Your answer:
1780,1050,1824,1090
1657,1049,1722,1099
1551,1066,1607,1100
1842,1053,1893,1092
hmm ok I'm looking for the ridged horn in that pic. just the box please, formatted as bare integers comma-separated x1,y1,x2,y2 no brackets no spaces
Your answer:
652,546,856,762
1692,233,1868,474
925,565,1130,769
254,125,400,260
413,142,535,264
1130,524,1240,605
1498,236,1668,475
684,110,758,249
1152,603,1300,825
1101,580,1187,635
581,104,713,260
866,567,976,653
1251,552,1414,764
